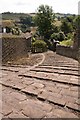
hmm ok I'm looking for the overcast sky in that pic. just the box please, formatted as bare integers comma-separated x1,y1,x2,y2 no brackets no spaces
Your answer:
0,0,79,14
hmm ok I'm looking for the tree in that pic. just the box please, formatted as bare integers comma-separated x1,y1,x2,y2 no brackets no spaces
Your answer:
61,19,73,35
51,31,65,41
35,5,55,40
21,24,27,33
58,32,65,41
20,15,32,26
74,15,80,28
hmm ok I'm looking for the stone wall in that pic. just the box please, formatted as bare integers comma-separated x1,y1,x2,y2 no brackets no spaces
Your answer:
56,45,78,60
2,36,31,63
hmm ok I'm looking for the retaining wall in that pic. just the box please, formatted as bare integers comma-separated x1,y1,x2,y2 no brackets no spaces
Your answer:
56,45,78,60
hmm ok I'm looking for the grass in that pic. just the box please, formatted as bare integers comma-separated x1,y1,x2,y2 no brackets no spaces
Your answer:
54,19,62,26
60,39,73,46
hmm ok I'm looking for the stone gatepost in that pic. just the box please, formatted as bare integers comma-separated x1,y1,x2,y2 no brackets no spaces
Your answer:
77,28,80,63
78,1,80,63
73,28,80,61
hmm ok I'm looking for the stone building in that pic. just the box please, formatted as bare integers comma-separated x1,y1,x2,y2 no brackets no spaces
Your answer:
2,33,32,64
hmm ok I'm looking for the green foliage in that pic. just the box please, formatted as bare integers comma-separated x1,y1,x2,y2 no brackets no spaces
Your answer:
20,15,32,26
20,24,31,33
66,16,75,23
2,12,32,20
32,40,47,53
51,25,60,33
61,20,73,35
60,39,73,46
58,32,65,41
45,40,53,50
20,24,27,33
66,33,74,40
35,5,55,40
51,33,58,40
32,37,36,43
51,32,65,41
74,15,80,28
11,27,20,35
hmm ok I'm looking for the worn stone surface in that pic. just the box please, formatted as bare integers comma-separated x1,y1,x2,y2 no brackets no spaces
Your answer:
1,51,79,118
21,99,52,118
2,103,13,116
50,109,79,118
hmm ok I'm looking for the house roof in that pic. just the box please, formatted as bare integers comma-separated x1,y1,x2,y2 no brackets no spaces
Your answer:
0,20,14,27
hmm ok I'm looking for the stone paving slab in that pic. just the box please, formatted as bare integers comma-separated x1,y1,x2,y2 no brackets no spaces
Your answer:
46,108,79,118
1,69,80,116
41,51,78,67
8,111,28,118
2,86,79,119
1,51,80,119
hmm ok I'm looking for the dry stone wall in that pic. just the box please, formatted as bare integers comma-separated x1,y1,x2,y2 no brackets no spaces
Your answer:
56,45,78,60
56,28,80,61
2,36,31,63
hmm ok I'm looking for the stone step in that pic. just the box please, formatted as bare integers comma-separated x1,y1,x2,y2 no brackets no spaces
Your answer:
2,79,79,113
30,67,79,76
2,68,80,115
37,66,78,71
2,86,79,118
19,71,79,86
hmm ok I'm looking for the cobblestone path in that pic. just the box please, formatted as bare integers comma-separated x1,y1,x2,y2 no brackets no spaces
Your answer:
1,51,80,119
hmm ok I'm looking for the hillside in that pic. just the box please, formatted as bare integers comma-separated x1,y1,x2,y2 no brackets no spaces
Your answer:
2,12,74,20
2,12,31,20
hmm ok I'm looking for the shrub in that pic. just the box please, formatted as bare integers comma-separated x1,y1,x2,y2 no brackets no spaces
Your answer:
21,24,27,33
66,33,74,40
32,37,36,43
11,27,20,35
57,32,65,41
32,40,47,53
51,33,58,40
61,20,73,35
51,31,65,41
60,39,73,46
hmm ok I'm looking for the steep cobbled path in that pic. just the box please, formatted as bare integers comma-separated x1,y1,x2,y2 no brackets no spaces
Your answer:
1,51,80,119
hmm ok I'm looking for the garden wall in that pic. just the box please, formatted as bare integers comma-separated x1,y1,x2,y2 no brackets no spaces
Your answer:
56,45,78,60
2,35,31,63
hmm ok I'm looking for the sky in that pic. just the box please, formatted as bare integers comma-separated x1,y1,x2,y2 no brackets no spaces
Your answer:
0,0,80,14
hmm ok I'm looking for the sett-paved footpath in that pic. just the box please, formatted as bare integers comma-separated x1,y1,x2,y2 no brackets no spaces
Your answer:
0,51,80,119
